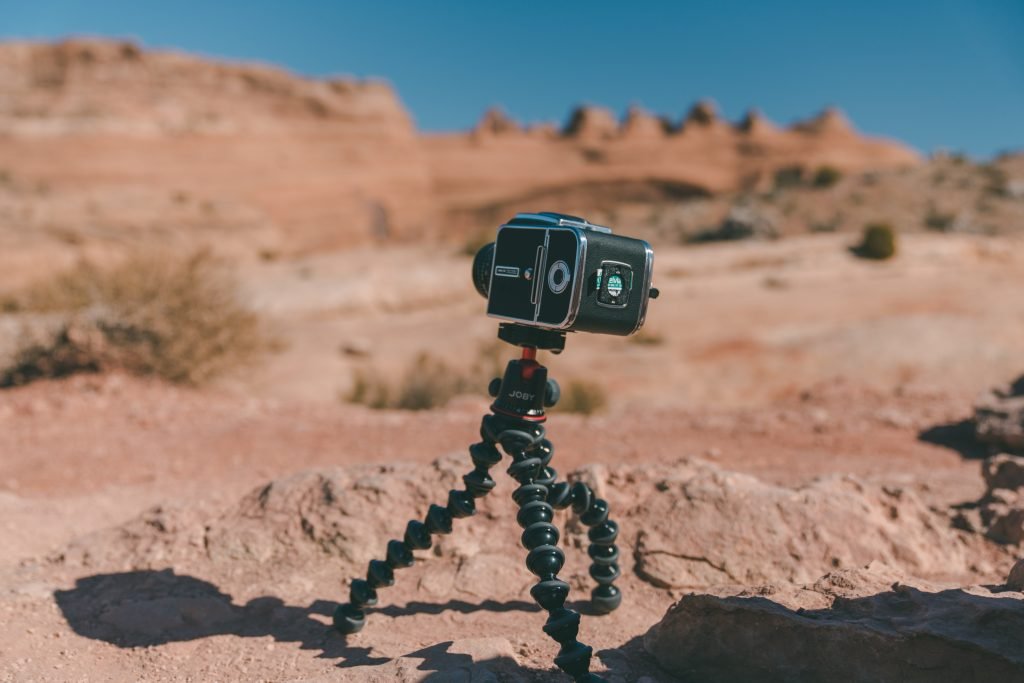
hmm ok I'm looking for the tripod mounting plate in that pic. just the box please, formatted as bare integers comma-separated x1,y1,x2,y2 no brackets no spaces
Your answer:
497,324,566,352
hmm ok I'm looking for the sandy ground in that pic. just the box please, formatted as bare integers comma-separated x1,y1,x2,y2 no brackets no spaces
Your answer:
1,233,1022,681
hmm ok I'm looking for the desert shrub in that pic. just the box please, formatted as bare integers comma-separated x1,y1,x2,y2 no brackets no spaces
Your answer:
852,223,897,260
556,379,607,415
346,369,391,409
809,213,843,233
391,353,473,411
924,207,955,232
0,250,265,387
811,165,842,189
979,164,1010,196
460,230,494,257
772,165,804,190
688,205,778,243
347,342,505,411
0,325,105,388
630,329,665,346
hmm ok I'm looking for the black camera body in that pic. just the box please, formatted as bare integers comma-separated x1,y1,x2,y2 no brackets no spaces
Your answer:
473,212,655,336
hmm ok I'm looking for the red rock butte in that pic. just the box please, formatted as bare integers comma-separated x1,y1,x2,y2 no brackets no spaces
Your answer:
0,39,919,252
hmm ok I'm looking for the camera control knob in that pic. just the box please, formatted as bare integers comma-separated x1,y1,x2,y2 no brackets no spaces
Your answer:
488,378,502,398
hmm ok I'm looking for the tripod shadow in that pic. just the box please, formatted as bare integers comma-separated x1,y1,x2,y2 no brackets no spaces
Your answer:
918,418,990,459
53,569,547,672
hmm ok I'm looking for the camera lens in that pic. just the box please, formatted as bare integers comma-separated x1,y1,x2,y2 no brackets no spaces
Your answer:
471,242,495,298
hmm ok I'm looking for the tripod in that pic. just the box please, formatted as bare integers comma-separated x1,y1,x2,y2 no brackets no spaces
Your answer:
333,324,622,682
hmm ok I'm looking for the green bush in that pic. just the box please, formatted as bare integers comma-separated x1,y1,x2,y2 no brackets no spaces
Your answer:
853,223,897,260
811,165,842,189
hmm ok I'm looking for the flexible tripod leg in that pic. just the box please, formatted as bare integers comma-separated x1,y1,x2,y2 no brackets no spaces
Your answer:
486,413,607,683
333,419,503,634
546,476,623,614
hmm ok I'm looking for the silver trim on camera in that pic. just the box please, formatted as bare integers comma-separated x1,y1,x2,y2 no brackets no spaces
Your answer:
630,241,655,334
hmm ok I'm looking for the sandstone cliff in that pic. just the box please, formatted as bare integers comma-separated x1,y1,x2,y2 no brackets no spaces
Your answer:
0,38,920,273
0,38,435,266
426,100,919,229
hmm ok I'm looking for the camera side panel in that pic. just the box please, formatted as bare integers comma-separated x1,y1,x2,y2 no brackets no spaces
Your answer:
574,232,653,335
486,226,547,324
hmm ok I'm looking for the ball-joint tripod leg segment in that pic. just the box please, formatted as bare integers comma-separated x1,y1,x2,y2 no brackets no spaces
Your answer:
486,412,605,682
332,422,503,635
546,476,623,614
333,345,614,682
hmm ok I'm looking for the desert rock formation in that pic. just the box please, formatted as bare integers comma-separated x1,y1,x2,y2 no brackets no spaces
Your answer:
0,38,435,270
0,38,920,277
426,99,919,230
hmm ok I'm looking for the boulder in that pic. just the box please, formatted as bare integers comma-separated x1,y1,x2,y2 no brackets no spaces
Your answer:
630,460,977,588
644,566,1024,682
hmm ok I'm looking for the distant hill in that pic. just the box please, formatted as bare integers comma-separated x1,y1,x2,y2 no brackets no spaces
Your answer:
0,38,937,278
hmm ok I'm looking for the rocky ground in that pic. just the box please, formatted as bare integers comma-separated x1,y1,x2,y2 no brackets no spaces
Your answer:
3,231,1024,681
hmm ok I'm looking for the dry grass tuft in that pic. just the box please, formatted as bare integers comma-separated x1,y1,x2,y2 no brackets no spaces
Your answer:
0,250,266,387
346,341,505,411
556,379,607,415
629,329,666,346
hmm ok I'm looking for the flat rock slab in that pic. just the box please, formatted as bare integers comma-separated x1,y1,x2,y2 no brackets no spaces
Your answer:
644,566,1024,683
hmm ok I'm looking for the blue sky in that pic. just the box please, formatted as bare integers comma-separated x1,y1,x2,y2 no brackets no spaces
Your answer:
2,1,1022,157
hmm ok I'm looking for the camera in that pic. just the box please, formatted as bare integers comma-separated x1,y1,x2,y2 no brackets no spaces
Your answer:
472,212,657,336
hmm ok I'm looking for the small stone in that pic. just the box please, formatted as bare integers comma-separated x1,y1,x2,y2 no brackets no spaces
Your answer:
448,637,518,664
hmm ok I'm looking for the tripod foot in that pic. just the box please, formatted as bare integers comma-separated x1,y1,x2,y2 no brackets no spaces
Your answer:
590,585,622,614
333,603,366,634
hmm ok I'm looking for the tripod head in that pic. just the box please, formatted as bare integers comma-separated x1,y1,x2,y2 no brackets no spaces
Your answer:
489,325,564,422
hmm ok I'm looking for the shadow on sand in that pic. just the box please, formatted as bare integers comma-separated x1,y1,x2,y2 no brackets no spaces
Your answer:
918,418,990,459
53,569,542,675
